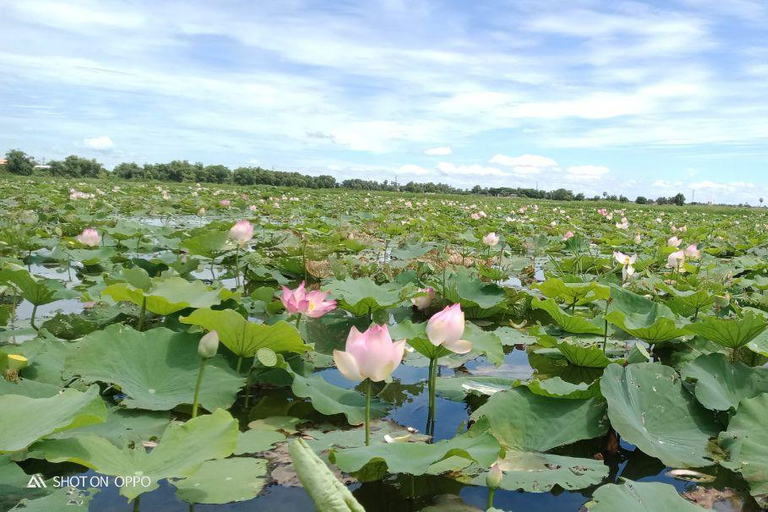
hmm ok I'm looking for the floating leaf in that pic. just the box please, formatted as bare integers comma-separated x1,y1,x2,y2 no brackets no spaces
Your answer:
585,479,706,511
605,286,690,344
470,388,608,451
34,409,238,501
600,363,719,468
686,312,767,349
172,457,268,504
103,276,223,316
64,325,243,411
325,278,412,316
0,386,106,453
289,370,387,425
531,298,604,335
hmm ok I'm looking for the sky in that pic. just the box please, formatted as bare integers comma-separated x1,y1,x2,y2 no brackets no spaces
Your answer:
1,0,767,204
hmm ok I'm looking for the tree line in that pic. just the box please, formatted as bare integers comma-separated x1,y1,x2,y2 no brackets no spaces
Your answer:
2,149,686,204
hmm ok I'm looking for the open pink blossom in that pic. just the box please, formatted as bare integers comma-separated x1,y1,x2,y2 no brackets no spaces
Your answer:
684,244,701,259
426,304,472,354
668,236,682,247
411,287,435,310
482,232,500,247
667,250,686,272
333,324,406,382
76,228,101,247
229,220,253,245
563,231,574,241
281,281,336,318
219,199,231,207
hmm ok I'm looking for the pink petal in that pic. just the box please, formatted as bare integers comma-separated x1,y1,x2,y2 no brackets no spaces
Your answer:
443,338,473,355
333,350,363,382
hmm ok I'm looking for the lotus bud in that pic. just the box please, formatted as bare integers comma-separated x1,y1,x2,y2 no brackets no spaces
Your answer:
198,331,219,359
714,293,730,308
487,462,503,489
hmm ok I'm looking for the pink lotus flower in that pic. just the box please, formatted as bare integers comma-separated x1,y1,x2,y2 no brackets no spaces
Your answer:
614,251,637,282
426,304,472,354
668,236,682,247
281,281,336,318
219,199,231,207
482,232,500,247
563,231,574,241
471,212,481,220
333,324,406,382
667,250,686,272
229,220,253,245
411,287,435,310
684,244,701,259
76,228,101,247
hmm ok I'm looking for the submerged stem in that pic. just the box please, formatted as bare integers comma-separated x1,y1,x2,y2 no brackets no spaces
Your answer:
30,303,39,331
137,297,147,331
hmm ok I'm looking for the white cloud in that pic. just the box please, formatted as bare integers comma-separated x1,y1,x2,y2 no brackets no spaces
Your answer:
490,153,560,177
425,146,452,156
436,162,511,177
398,164,431,175
83,136,114,150
689,180,755,192
566,165,610,181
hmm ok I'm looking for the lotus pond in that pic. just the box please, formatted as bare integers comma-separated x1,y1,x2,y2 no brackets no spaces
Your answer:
2,176,768,511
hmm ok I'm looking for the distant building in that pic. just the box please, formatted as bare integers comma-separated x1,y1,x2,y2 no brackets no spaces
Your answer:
34,165,51,169
0,158,7,166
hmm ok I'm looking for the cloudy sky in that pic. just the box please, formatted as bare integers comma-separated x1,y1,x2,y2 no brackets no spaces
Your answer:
1,0,767,203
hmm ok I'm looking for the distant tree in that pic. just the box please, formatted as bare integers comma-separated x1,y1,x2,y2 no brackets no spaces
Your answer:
114,162,143,179
49,155,104,178
203,165,231,183
760,197,764,207
671,193,686,206
6,150,35,175
635,196,648,204
619,195,629,203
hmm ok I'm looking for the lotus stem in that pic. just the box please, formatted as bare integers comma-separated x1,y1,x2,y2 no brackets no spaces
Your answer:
365,378,371,446
30,303,38,331
234,246,240,288
191,357,207,418
236,356,243,373
427,357,437,436
487,488,496,510
295,313,302,330
244,355,257,409
137,297,147,331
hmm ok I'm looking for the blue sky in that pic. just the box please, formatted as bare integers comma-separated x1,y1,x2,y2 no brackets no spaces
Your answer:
1,0,767,203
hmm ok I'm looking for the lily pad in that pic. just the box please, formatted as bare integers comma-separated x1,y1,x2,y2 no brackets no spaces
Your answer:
586,479,706,511
686,312,767,349
605,286,690,344
531,298,604,335
103,276,223,316
681,353,768,411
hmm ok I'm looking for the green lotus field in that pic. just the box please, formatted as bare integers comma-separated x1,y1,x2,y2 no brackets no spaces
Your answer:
2,175,768,511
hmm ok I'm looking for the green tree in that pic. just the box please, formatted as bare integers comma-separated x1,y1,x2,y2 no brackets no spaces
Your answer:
5,150,35,176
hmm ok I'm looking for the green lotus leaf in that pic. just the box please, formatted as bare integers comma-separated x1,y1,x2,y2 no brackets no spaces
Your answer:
0,385,106,453
534,278,609,306
103,276,223,316
290,438,365,512
50,407,170,448
171,457,268,504
330,424,500,477
324,277,414,315
9,486,100,511
436,376,517,401
585,479,706,511
441,269,507,315
34,408,238,501
531,298,605,335
67,247,118,266
181,308,310,358
0,265,78,306
289,369,388,425
681,353,768,411
686,312,767,349
719,393,768,508
600,363,719,468
464,451,609,492
526,376,601,399
555,340,614,368
470,387,608,451
64,325,244,411
605,287,690,344
180,230,234,258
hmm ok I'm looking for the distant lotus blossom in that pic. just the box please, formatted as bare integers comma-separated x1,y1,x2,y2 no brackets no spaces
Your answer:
471,212,481,220
519,206,527,214
597,208,608,216
606,213,613,220
614,251,637,282
69,189,95,201
411,287,435,310
281,281,337,318
616,217,629,229
229,220,253,245
482,232,500,246
684,244,701,259
405,201,412,208
563,231,574,241
76,228,101,247
197,207,206,216
668,236,682,247
219,199,231,207
667,250,686,272
634,233,642,244
249,204,258,211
